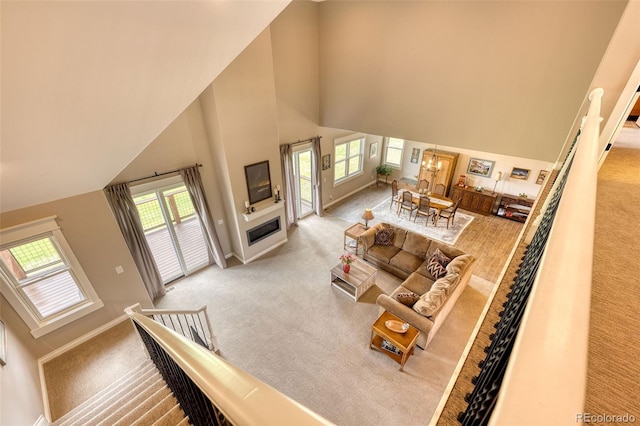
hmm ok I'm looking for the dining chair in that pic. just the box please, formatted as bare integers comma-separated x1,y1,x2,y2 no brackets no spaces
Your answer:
390,179,400,210
414,196,435,225
417,179,430,192
397,191,418,219
436,197,461,228
433,183,446,196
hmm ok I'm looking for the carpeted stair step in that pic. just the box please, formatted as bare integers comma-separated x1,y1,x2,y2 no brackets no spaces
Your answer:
94,378,168,426
73,371,165,426
151,403,188,426
176,416,191,426
54,361,158,425
111,385,172,426
130,393,181,425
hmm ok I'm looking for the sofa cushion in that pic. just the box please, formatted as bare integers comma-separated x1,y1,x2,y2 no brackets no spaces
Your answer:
374,228,395,246
402,232,431,258
426,241,465,263
394,292,421,307
413,286,448,317
446,254,474,275
401,272,435,295
366,244,401,264
391,227,407,249
432,273,460,296
390,250,424,274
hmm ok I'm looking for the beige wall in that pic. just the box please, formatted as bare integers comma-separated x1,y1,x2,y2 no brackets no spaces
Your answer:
318,1,626,162
0,191,153,358
1,296,44,425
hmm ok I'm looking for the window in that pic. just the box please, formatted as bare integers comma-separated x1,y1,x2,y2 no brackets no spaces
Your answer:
0,216,103,337
334,134,365,184
384,137,405,168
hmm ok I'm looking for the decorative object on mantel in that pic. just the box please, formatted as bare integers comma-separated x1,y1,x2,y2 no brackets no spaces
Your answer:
244,200,251,215
340,252,355,273
362,209,374,229
492,171,503,194
274,184,281,203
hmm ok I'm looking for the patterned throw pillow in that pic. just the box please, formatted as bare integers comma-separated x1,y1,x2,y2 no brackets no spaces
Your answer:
374,228,395,246
394,292,421,307
426,248,451,279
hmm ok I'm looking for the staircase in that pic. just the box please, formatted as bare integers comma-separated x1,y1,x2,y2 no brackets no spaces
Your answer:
53,360,189,426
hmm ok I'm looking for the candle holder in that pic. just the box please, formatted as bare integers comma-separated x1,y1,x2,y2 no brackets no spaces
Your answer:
245,206,251,214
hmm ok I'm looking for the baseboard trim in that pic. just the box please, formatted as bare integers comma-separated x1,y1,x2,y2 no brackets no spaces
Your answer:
38,314,130,422
324,180,377,210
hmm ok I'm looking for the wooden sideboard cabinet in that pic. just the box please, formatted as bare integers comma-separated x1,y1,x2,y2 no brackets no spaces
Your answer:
496,194,535,223
450,186,497,216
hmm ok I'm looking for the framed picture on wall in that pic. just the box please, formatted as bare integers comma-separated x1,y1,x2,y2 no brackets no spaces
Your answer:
322,154,331,170
466,158,495,177
369,142,379,158
410,148,420,164
510,167,531,180
536,170,548,185
244,160,273,205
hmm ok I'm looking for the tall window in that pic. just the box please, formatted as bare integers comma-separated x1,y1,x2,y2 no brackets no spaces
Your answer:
0,216,103,337
384,137,405,167
334,135,365,184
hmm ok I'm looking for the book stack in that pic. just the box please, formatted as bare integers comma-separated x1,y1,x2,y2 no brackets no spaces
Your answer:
381,339,401,355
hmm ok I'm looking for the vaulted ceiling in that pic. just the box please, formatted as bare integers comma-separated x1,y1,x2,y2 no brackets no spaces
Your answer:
0,0,290,213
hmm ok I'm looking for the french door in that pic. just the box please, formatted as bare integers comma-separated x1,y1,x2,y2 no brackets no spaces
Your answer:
293,147,316,219
132,181,209,284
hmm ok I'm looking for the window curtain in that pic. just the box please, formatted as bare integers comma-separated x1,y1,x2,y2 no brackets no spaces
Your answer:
104,183,165,300
179,166,227,269
311,136,324,216
280,143,298,229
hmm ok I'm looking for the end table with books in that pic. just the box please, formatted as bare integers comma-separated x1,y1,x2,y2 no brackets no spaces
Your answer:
369,311,419,372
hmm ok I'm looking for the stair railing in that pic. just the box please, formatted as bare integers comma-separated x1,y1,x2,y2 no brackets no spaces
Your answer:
127,303,218,352
125,306,332,426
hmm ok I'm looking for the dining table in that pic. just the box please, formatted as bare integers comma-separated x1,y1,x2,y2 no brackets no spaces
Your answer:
398,189,454,223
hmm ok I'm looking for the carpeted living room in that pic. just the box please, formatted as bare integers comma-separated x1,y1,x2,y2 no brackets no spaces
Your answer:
43,183,522,425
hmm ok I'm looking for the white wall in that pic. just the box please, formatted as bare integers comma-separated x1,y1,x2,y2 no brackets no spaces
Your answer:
400,140,552,199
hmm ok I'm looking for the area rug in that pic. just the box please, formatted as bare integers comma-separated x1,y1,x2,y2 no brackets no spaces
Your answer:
370,199,474,244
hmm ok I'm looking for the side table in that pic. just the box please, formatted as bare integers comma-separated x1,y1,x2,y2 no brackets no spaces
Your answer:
344,222,369,255
369,311,419,372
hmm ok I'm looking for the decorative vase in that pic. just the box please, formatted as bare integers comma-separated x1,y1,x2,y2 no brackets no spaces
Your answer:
343,263,350,273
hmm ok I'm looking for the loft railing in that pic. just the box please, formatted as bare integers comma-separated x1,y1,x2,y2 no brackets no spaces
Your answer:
128,303,218,352
125,306,332,426
455,88,603,425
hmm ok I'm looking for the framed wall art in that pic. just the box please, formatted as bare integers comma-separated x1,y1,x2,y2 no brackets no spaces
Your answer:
410,148,420,164
244,160,273,205
536,170,548,185
466,158,495,177
510,167,531,180
322,154,331,171
369,142,378,158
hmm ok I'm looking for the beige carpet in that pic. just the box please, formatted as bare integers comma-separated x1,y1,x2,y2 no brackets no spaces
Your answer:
585,142,640,417
44,213,494,425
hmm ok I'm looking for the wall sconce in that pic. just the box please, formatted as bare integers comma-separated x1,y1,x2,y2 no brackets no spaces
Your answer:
362,209,374,229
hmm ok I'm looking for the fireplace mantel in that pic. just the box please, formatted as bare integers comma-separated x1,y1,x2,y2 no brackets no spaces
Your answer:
242,201,284,222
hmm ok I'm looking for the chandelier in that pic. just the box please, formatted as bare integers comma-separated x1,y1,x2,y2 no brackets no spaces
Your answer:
422,145,442,179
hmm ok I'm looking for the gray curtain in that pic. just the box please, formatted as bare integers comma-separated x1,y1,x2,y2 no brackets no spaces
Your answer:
104,183,165,300
311,136,324,216
179,166,227,269
280,143,298,229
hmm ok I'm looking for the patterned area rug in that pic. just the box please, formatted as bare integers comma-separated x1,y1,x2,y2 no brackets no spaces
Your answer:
370,199,474,245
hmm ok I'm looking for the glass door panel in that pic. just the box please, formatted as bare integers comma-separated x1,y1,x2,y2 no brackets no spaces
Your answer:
294,149,315,218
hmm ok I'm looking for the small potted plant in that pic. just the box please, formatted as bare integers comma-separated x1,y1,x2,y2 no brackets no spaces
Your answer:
340,252,355,273
375,164,393,185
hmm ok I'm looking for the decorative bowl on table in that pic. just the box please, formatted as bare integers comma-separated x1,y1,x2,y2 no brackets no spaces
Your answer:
385,320,410,334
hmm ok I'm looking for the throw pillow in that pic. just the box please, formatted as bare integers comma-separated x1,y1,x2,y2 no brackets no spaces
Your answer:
374,228,395,246
426,248,451,279
394,292,421,307
426,257,448,279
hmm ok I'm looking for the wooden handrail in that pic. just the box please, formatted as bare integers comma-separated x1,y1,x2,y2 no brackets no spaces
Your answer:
125,307,333,426
489,88,603,424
